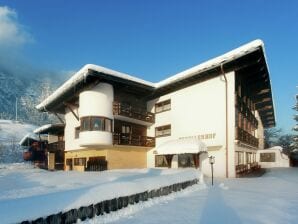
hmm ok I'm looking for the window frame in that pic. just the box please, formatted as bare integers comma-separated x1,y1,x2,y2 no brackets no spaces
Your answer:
74,157,86,166
80,116,113,133
155,124,171,137
155,99,171,113
74,126,80,139
155,155,169,167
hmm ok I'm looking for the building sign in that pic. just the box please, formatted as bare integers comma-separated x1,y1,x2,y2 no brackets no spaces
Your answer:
260,152,276,162
179,133,216,140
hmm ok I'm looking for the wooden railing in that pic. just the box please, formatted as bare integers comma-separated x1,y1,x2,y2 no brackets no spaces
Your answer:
235,127,259,148
113,102,155,123
113,133,155,147
48,141,65,152
235,95,258,128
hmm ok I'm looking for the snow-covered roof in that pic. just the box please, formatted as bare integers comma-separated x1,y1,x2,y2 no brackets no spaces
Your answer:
19,133,39,146
155,138,207,155
33,123,65,134
36,64,155,111
156,39,265,88
36,39,266,111
264,146,283,152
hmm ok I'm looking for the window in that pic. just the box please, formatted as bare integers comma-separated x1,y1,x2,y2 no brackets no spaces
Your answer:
74,157,86,166
121,125,131,134
178,154,195,168
105,119,112,132
235,151,244,165
155,125,171,137
81,117,90,131
252,153,256,162
155,155,168,167
75,127,80,139
155,99,171,113
91,117,104,131
80,116,113,132
66,158,73,166
260,153,276,162
246,152,252,164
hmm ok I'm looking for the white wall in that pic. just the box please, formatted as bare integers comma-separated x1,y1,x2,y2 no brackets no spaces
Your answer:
65,107,84,151
147,72,236,178
79,83,114,147
255,111,265,150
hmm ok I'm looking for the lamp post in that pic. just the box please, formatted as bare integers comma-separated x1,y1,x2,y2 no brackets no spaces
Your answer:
209,156,215,186
15,97,18,121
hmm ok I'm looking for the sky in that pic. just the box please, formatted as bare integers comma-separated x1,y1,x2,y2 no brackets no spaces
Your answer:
0,0,297,133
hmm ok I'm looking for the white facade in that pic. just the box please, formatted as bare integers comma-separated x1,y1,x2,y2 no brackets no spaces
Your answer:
36,40,275,177
147,72,237,178
64,107,82,151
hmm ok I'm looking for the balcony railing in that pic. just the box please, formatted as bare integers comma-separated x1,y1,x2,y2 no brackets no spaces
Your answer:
235,127,259,148
235,95,258,128
113,133,155,147
113,102,155,123
48,141,65,151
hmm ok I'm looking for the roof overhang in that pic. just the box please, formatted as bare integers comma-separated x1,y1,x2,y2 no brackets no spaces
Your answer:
34,123,65,135
36,39,276,127
19,133,39,146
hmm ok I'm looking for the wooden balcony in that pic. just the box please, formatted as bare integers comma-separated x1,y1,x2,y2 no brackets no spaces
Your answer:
113,102,155,124
113,133,155,147
235,127,259,148
235,95,258,128
48,141,65,152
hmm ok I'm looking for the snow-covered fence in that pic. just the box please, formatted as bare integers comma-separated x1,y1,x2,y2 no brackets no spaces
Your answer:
19,179,198,224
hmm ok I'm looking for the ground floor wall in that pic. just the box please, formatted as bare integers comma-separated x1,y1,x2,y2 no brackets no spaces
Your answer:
200,146,227,178
64,146,149,171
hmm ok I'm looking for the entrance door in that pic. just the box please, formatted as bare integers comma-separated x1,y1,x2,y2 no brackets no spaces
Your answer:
66,158,73,171
86,157,107,171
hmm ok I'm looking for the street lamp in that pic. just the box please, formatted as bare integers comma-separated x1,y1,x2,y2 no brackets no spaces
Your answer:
15,97,18,121
209,156,215,186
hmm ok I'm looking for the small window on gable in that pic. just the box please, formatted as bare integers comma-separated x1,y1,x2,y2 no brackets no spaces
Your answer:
155,99,171,113
75,127,80,139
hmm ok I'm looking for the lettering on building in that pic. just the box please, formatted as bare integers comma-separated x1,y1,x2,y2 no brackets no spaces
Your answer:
179,133,216,140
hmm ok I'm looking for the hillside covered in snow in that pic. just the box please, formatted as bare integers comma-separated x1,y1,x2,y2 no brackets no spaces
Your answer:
0,119,37,163
0,71,59,126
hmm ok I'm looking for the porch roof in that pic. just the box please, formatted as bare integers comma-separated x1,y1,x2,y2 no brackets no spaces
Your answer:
155,138,207,155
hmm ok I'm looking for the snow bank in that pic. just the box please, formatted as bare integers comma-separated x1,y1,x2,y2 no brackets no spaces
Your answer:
102,168,298,224
0,165,201,223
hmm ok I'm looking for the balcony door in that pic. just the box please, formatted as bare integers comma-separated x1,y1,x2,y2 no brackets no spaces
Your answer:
121,124,132,134
121,124,132,144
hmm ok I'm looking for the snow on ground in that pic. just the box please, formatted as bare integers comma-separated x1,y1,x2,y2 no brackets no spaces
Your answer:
1,165,297,224
84,168,298,224
0,164,200,223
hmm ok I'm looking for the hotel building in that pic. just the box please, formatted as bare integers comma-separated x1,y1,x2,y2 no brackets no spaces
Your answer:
36,40,275,178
